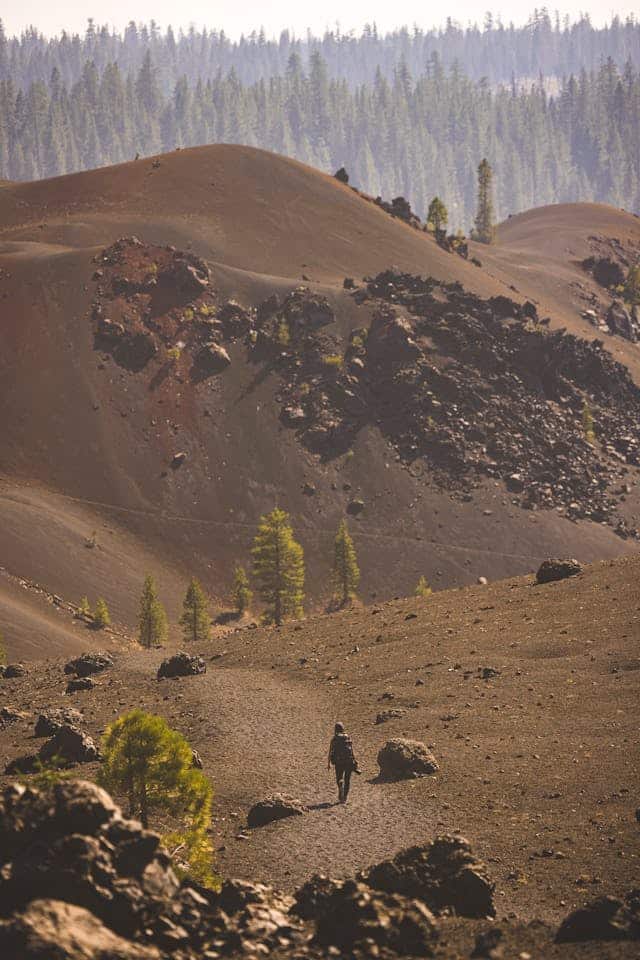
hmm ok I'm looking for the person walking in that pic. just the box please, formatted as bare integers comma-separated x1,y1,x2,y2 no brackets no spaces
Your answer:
328,721,360,803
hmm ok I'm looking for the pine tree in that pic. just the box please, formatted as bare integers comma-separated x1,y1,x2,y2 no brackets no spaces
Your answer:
251,507,304,625
78,596,91,617
415,576,432,598
232,565,252,616
93,598,111,628
99,709,216,886
332,519,360,605
473,158,496,243
138,575,168,647
624,263,640,305
180,577,211,642
426,196,448,234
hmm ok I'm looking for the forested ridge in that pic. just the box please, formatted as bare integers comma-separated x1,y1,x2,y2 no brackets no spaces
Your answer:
1,13,639,230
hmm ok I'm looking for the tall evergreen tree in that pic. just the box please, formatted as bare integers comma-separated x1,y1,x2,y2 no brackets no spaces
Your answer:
426,196,448,233
473,158,496,244
138,574,168,647
251,507,304,625
332,519,360,605
180,577,211,642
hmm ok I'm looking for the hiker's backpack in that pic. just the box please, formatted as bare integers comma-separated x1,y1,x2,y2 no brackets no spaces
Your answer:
332,732,355,767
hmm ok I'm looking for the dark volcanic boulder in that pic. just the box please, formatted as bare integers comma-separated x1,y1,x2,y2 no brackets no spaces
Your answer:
360,835,495,919
39,724,100,765
162,256,209,297
606,299,637,342
2,664,27,679
0,899,161,959
64,652,113,677
377,738,439,780
315,879,439,955
157,652,206,679
195,342,231,375
35,708,83,737
334,167,349,184
247,795,306,828
536,558,582,584
556,891,640,942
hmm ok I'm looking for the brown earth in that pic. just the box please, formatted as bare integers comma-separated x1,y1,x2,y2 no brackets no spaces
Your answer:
0,556,638,958
1,148,639,664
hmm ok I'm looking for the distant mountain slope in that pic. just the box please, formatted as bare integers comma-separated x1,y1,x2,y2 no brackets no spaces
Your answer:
0,148,638,661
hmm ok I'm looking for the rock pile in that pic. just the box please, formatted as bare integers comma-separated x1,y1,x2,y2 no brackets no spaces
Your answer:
247,795,306,828
0,781,502,959
270,267,640,535
377,739,439,780
536,558,582,584
556,891,640,942
35,708,84,737
360,836,496,919
64,652,114,677
157,652,206,679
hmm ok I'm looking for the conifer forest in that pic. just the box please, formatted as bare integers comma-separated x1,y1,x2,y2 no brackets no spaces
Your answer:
1,12,639,230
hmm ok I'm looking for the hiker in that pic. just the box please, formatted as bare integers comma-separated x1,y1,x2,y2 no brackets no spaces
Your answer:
328,721,360,803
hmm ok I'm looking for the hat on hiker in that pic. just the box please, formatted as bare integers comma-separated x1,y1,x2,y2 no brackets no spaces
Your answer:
334,722,344,734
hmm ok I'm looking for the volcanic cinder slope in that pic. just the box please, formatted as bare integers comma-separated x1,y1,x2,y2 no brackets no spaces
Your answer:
1,146,639,660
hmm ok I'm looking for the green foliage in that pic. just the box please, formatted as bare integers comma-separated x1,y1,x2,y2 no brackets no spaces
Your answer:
167,345,182,362
624,264,640,305
232,565,252,615
93,598,111,629
138,575,168,648
427,196,448,233
182,308,194,321
99,709,216,887
0,630,6,666
21,754,71,789
276,319,291,346
180,578,211,642
251,507,305,626
321,353,343,368
333,520,360,605
473,158,496,244
415,576,432,598
582,401,596,444
77,597,91,619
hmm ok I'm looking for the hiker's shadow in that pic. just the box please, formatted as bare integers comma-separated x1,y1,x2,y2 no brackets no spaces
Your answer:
308,801,341,811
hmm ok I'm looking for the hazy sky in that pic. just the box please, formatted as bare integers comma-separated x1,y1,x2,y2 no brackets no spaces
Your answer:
3,2,635,39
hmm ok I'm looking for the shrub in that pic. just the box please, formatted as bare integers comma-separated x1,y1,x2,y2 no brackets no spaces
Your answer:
322,354,343,368
93,598,111,629
415,576,432,598
582,401,596,444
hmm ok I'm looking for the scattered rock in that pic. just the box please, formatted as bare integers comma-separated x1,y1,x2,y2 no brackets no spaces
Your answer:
377,738,439,780
360,835,496,918
315,879,439,955
0,899,161,959
66,677,95,694
2,664,27,679
157,652,206,679
0,707,28,727
195,342,231,376
247,796,306,828
347,498,365,516
375,709,406,724
171,451,188,468
478,667,501,680
39,724,101,765
291,874,340,919
35,708,83,737
536,558,582,584
606,299,639,342
334,167,349,184
556,891,640,942
64,652,114,678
